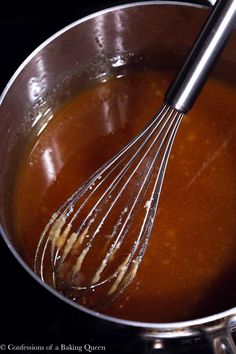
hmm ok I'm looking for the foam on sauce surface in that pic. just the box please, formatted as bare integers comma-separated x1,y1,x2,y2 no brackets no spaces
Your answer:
14,70,236,322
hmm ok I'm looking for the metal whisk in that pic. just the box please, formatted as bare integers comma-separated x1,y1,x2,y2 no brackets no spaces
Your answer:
34,0,236,309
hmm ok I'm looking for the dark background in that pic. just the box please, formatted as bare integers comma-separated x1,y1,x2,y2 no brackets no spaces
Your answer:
0,1,216,353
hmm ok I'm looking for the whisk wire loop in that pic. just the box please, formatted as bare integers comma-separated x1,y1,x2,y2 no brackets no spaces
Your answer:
34,104,183,308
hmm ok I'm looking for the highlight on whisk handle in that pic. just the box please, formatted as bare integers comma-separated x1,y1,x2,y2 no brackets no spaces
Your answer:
165,0,236,113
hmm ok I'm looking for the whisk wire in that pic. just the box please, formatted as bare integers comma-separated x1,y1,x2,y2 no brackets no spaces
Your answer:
34,104,183,308
75,107,183,309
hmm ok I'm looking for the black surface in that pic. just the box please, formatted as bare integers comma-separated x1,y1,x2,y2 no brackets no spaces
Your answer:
0,1,215,353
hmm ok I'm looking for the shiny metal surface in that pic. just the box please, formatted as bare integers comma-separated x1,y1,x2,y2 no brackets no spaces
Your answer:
211,333,236,354
0,1,236,353
166,0,236,112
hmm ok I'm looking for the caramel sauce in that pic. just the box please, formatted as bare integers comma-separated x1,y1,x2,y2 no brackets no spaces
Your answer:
14,69,236,322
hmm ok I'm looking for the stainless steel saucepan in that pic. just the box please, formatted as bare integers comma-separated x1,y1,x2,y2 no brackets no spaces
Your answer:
0,1,236,353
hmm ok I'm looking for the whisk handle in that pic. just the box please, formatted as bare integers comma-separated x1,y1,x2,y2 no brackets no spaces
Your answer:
165,0,236,113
